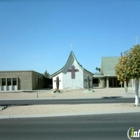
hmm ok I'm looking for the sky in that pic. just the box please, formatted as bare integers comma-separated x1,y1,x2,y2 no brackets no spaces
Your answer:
0,0,140,75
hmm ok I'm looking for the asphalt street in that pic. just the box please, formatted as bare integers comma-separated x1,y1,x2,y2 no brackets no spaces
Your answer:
0,97,135,106
0,113,139,140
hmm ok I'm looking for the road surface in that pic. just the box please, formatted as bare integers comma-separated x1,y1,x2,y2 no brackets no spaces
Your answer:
0,97,134,106
0,112,139,140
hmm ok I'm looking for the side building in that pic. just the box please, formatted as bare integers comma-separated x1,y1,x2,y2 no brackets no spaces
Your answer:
93,56,133,88
93,57,125,88
0,70,46,91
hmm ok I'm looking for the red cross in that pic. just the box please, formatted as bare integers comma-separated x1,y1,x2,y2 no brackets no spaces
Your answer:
68,65,79,79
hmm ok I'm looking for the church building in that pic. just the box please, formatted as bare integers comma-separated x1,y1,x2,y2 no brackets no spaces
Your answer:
0,51,135,91
51,51,93,89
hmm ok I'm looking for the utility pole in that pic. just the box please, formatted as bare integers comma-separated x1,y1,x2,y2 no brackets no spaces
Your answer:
136,36,139,44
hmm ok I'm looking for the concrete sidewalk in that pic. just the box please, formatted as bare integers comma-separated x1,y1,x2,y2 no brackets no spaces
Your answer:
0,103,140,119
0,88,135,99
0,88,139,119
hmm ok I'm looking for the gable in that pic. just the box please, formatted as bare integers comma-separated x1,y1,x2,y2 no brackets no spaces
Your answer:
51,51,93,78
101,57,119,76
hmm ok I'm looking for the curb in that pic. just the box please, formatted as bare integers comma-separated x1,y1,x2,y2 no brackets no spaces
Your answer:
0,110,140,119
0,96,134,101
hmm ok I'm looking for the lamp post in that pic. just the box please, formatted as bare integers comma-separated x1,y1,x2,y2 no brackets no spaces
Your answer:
36,77,38,98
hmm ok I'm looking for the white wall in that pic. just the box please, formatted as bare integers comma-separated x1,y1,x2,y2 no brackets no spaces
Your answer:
7,86,12,91
2,86,6,91
53,73,63,90
52,52,93,89
12,85,17,90
62,56,84,89
0,86,18,91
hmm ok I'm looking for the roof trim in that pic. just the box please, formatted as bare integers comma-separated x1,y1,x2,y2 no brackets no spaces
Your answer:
0,70,43,75
51,51,93,78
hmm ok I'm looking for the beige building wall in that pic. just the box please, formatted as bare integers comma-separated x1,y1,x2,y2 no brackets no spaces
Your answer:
0,71,32,90
0,71,45,90
32,71,45,90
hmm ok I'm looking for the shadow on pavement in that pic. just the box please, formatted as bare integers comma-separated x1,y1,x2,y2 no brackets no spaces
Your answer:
102,96,122,99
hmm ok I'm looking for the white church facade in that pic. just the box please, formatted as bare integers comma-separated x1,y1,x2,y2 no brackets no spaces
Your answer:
51,51,93,89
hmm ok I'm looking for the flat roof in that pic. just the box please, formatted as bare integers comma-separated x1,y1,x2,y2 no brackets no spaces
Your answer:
0,70,43,75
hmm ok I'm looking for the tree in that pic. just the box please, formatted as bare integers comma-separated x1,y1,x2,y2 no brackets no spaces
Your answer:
96,67,101,72
115,53,130,92
115,44,140,106
128,44,140,106
44,70,50,78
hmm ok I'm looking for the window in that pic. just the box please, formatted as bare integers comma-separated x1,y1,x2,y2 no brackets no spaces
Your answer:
7,78,11,86
13,78,17,86
2,79,6,86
